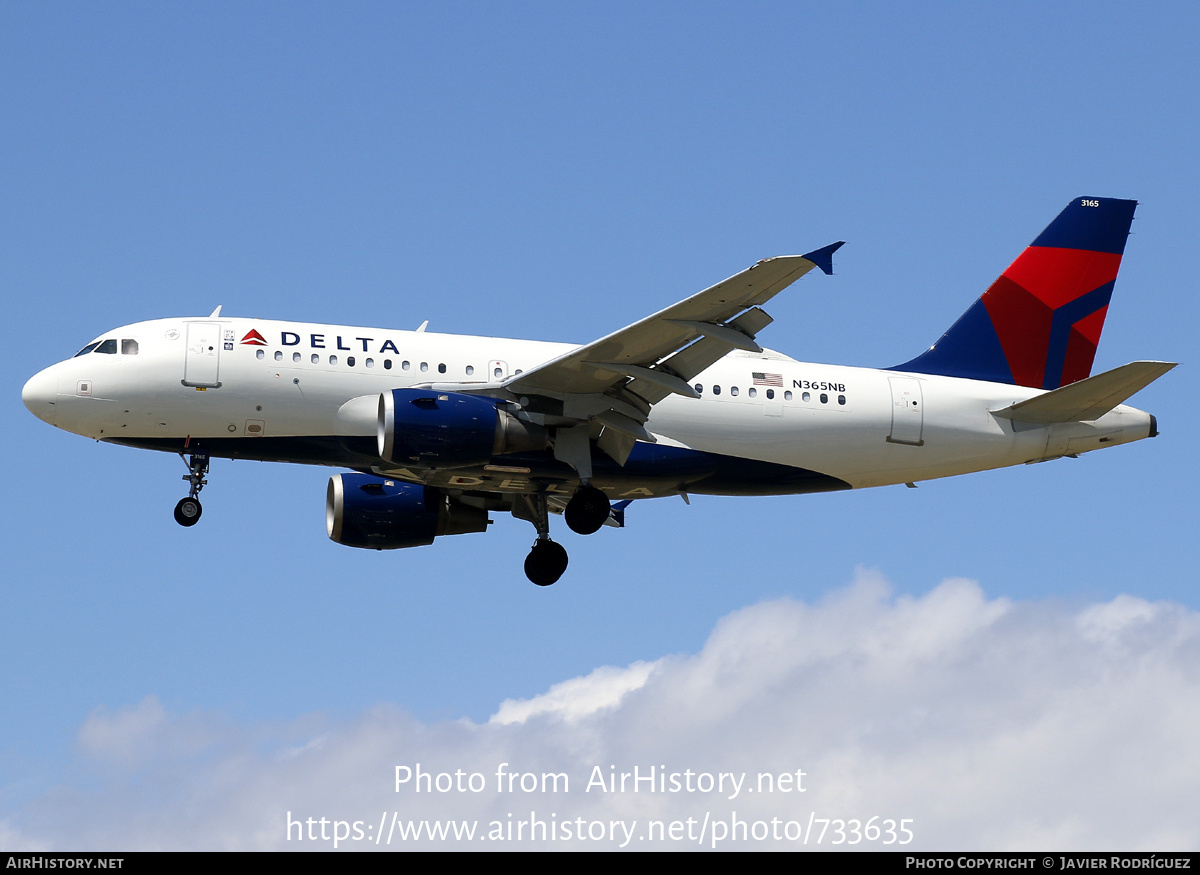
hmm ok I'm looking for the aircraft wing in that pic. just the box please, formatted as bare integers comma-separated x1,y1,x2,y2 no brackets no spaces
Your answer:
506,244,842,400
414,243,842,470
484,243,844,467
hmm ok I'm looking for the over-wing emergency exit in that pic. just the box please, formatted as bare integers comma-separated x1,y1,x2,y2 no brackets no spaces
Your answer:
22,197,1174,585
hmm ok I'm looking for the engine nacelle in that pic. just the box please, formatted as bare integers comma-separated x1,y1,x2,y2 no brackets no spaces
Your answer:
377,389,546,467
326,473,489,550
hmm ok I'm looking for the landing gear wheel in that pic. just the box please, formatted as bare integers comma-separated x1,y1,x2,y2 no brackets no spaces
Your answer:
564,485,611,535
524,539,568,586
176,453,210,527
174,497,202,527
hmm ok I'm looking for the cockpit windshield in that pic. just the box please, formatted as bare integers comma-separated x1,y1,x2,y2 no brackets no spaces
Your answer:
73,338,137,357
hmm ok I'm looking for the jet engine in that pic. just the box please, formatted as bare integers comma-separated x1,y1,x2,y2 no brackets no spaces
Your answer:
377,389,547,467
326,473,489,550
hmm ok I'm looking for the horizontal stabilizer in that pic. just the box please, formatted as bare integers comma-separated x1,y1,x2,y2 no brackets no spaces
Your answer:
991,361,1176,423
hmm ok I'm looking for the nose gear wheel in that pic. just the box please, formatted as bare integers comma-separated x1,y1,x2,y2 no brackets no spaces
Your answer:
174,452,210,527
174,497,202,526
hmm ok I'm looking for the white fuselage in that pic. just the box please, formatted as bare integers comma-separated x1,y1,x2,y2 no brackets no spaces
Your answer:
22,315,1156,498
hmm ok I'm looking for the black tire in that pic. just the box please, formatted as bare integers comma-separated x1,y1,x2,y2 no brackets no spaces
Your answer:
174,497,202,527
524,539,568,586
564,485,611,535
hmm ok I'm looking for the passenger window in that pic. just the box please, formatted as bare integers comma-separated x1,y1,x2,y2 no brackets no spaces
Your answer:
802,391,811,402
466,365,475,376
694,384,703,394
293,352,301,362
256,349,264,360
121,339,139,355
95,339,118,354
329,355,338,365
515,369,522,375
838,394,846,405
731,386,739,396
713,385,721,395
347,356,355,367
748,387,757,398
820,393,828,404
493,367,502,379
438,363,446,374
785,390,793,401
420,362,428,372
274,350,283,361
766,389,774,400
384,360,392,370
402,361,410,370
311,354,319,364
366,358,374,368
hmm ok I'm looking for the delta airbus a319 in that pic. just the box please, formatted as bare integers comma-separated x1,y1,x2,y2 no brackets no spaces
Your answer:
22,197,1173,585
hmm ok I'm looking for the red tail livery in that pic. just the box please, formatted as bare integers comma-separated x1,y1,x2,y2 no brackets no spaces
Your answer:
895,197,1137,389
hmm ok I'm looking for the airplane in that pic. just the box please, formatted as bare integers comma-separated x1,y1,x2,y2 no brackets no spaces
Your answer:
22,197,1175,586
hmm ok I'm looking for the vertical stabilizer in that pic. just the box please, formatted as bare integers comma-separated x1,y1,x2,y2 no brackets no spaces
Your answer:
893,197,1137,389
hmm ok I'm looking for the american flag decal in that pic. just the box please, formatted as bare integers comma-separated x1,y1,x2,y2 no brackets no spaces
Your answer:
752,372,783,387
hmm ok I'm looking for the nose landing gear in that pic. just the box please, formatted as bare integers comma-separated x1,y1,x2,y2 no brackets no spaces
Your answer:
174,453,209,527
173,496,202,526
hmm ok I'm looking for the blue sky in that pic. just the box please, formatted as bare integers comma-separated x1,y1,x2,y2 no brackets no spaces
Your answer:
2,1,1197,850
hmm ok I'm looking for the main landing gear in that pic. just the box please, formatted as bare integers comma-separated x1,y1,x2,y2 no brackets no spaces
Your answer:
514,486,612,586
174,453,209,527
513,493,569,586
564,484,611,535
525,539,569,587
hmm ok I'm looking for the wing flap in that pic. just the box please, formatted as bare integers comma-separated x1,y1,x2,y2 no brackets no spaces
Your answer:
596,427,637,466
625,306,777,405
991,361,1176,423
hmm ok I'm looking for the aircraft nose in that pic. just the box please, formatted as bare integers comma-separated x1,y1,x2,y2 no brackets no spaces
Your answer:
22,367,58,425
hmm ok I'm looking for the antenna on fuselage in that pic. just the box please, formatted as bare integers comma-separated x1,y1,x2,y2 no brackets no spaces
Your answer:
208,306,222,318
416,320,428,332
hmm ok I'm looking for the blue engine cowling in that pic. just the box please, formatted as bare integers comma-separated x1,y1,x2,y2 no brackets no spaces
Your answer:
326,473,489,550
377,389,546,467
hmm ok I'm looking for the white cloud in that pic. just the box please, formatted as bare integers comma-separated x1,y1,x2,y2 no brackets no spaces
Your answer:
490,662,657,726
4,570,1198,851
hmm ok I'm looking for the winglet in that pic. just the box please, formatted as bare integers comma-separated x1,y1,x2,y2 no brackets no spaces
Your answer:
801,241,845,276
